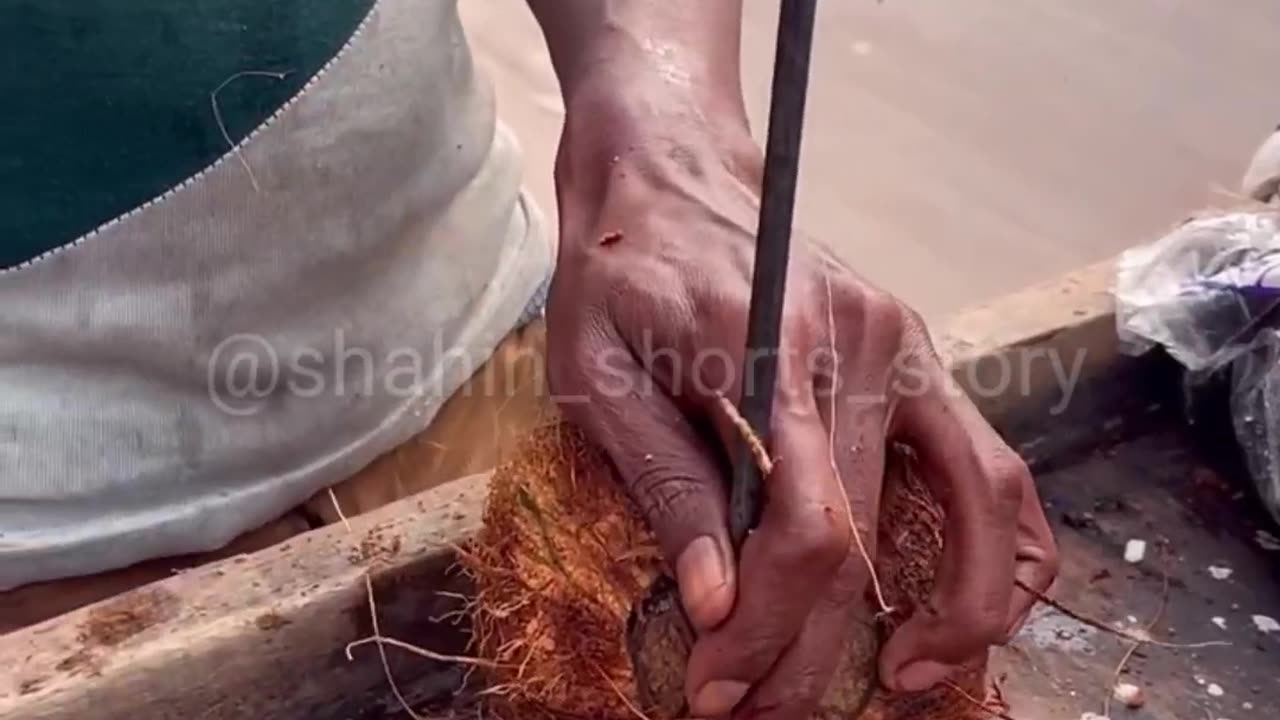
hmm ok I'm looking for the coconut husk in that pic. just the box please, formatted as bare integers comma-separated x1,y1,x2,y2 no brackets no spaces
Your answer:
462,422,992,720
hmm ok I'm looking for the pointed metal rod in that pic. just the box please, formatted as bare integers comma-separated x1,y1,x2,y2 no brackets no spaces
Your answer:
729,0,820,548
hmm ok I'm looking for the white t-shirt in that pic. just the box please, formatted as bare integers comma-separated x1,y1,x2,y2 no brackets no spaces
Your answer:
0,0,553,589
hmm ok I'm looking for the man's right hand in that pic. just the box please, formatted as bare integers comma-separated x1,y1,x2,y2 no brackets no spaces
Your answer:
544,97,1059,719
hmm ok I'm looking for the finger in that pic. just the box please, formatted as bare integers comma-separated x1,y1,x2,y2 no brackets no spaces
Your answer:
726,366,890,720
814,345,891,613
685,387,851,717
549,320,736,630
879,376,1024,692
734,555,876,720
1002,472,1060,639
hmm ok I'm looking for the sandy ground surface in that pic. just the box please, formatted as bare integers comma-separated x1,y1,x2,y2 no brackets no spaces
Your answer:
462,0,1280,319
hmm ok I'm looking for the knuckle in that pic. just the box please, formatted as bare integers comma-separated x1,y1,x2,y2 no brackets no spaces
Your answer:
746,672,825,719
628,464,708,529
901,304,927,332
969,612,1008,646
820,557,871,609
861,290,907,340
777,504,851,571
923,595,1007,651
899,305,934,351
945,610,1007,650
695,625,790,688
826,277,862,316
834,283,909,353
985,452,1029,510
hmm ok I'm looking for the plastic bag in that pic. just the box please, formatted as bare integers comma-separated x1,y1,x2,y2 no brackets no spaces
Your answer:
1115,209,1280,522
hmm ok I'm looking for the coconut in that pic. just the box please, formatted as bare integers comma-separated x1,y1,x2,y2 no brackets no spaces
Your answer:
463,422,992,720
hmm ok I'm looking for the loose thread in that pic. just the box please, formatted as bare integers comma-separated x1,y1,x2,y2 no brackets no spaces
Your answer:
329,487,353,532
361,572,426,720
714,391,775,476
944,680,1020,720
1102,558,1171,717
1016,580,1228,649
346,633,510,669
328,489,497,720
590,661,655,720
823,271,894,617
210,70,290,193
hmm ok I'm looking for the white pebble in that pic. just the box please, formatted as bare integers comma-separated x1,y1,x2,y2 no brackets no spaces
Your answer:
1208,565,1234,580
1113,682,1145,708
1207,683,1225,697
1124,539,1147,563
1212,616,1228,630
1244,702,1255,710
1127,615,1139,624
1080,713,1110,720
1253,614,1280,634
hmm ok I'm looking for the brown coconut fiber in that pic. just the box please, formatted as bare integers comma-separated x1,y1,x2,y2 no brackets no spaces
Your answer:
462,422,993,720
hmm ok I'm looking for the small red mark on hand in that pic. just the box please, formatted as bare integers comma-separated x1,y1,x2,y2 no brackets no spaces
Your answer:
599,231,623,247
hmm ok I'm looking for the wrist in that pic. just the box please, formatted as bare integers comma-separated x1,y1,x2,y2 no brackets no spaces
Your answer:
555,50,760,197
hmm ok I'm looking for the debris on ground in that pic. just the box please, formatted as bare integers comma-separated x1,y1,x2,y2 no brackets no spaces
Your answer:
1063,511,1100,531
1124,539,1147,563
1112,682,1145,708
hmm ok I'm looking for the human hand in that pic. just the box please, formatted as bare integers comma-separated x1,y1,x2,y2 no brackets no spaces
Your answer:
544,88,1058,719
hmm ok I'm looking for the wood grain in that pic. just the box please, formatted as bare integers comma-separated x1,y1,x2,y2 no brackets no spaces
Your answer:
1,477,488,720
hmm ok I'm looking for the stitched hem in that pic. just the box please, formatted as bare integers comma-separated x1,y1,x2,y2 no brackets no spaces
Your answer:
0,0,382,277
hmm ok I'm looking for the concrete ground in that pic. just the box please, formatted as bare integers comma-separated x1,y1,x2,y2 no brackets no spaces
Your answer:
462,0,1280,319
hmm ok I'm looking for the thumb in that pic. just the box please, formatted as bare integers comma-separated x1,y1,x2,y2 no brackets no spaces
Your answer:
552,336,736,630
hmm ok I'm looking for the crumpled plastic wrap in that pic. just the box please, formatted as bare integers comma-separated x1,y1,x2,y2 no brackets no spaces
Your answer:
1116,209,1280,522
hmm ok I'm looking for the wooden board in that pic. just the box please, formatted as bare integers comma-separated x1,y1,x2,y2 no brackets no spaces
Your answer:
6,257,1274,720
940,258,1179,470
1,477,488,720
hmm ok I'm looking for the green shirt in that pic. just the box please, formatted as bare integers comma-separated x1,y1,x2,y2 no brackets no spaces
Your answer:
1,0,372,268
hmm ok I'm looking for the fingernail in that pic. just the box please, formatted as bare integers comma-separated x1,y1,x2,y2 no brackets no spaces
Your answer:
676,536,728,627
894,660,958,692
690,680,750,717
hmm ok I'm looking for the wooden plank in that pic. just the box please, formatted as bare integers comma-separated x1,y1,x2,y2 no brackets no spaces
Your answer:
1,477,489,720
2,260,1153,719
939,258,1178,468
